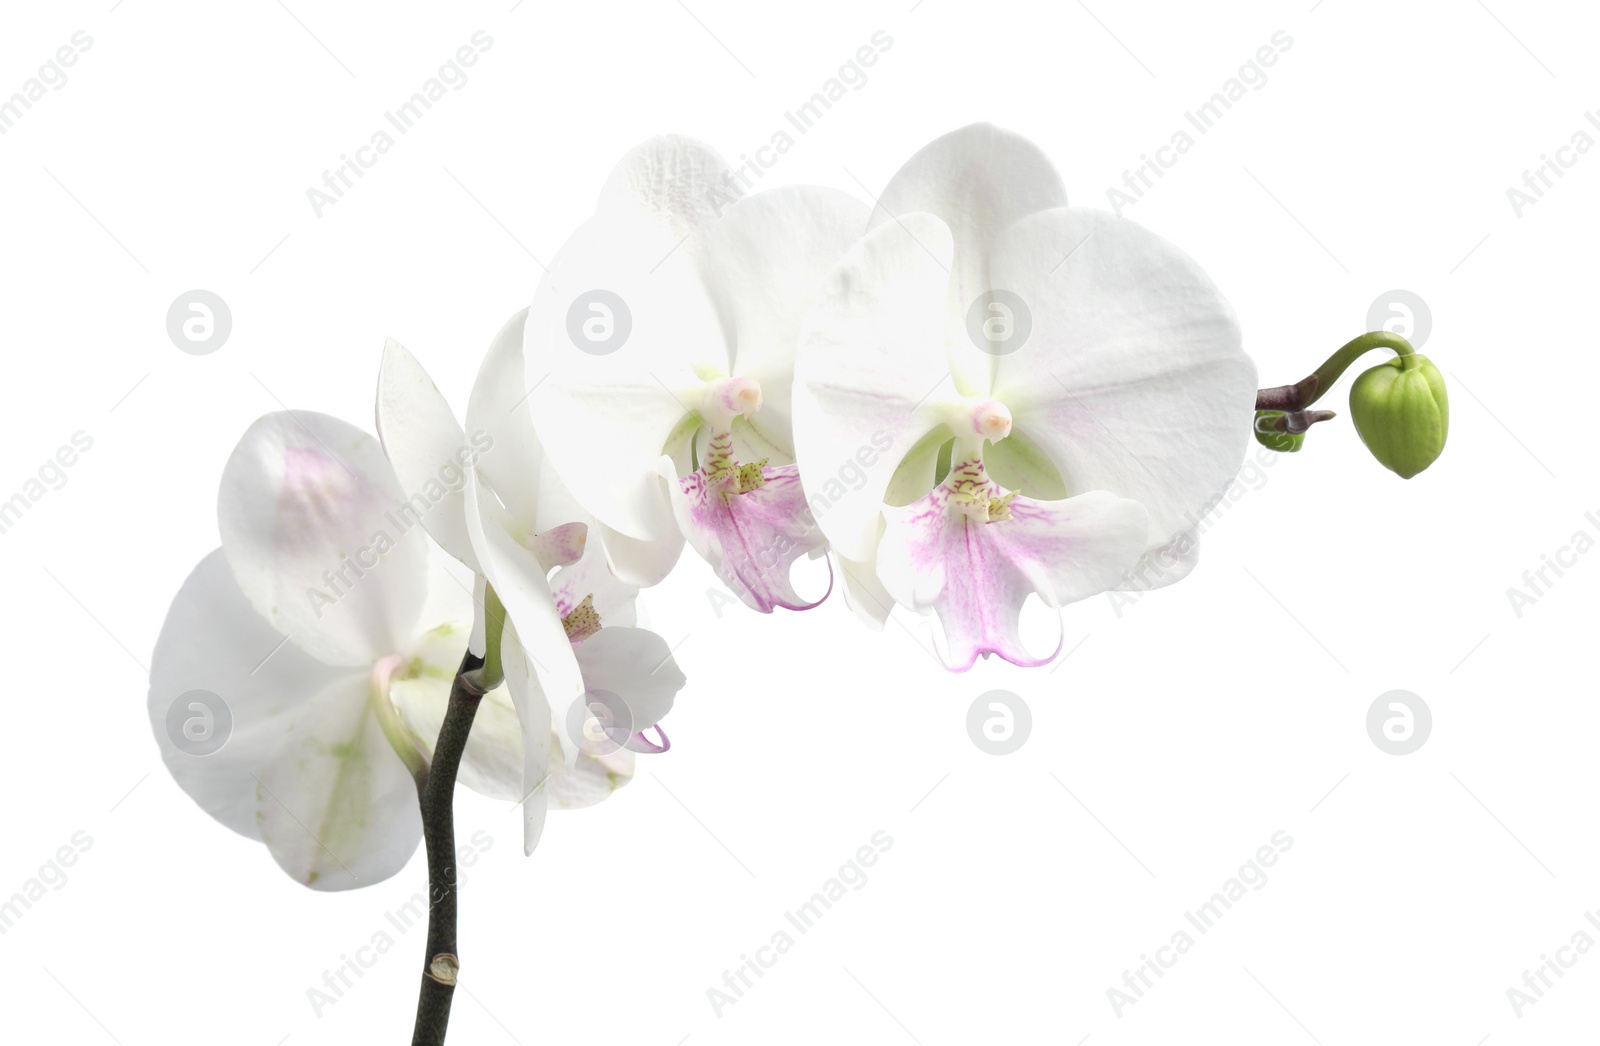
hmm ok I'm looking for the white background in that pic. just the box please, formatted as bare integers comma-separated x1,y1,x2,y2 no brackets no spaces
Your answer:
1,1,1595,1043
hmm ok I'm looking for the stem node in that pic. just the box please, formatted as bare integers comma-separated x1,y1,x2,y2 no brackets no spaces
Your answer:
426,954,460,987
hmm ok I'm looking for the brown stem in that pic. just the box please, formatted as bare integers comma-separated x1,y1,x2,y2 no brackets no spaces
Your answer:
410,650,485,1046
1256,331,1417,412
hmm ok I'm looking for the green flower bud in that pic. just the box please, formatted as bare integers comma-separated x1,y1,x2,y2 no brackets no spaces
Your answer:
1254,411,1305,453
1348,354,1448,478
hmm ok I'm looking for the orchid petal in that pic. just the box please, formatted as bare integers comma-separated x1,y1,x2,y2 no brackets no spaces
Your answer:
392,676,525,802
547,735,635,810
837,544,894,631
470,307,687,592
870,123,1068,270
466,309,579,533
869,123,1069,393
409,554,478,652
597,134,735,249
496,625,553,854
877,477,1148,670
793,212,956,563
882,428,947,507
376,339,483,571
255,672,422,891
470,306,684,597
462,468,587,731
593,519,683,588
699,184,872,453
571,626,685,737
985,427,1069,501
525,194,728,545
468,573,488,659
218,411,428,667
986,208,1257,552
1115,526,1202,591
624,726,670,754
389,617,525,803
149,549,345,839
723,415,790,470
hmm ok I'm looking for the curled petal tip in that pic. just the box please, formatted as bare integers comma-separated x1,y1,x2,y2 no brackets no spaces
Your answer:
625,725,670,754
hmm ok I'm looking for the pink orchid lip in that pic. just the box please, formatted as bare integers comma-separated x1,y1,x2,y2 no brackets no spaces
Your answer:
625,725,670,754
932,613,1064,673
916,490,1066,672
775,555,834,612
884,454,1142,671
670,445,834,614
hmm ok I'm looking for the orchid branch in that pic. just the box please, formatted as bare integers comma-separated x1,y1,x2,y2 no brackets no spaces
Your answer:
1256,330,1417,412
410,648,484,1046
411,585,507,1046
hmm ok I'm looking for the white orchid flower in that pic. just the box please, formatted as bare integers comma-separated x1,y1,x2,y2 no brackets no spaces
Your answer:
518,135,869,612
378,313,686,855
793,124,1259,669
148,411,494,890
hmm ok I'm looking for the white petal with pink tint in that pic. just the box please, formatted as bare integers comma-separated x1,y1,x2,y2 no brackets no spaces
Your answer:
793,212,956,563
986,207,1256,554
219,411,429,667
